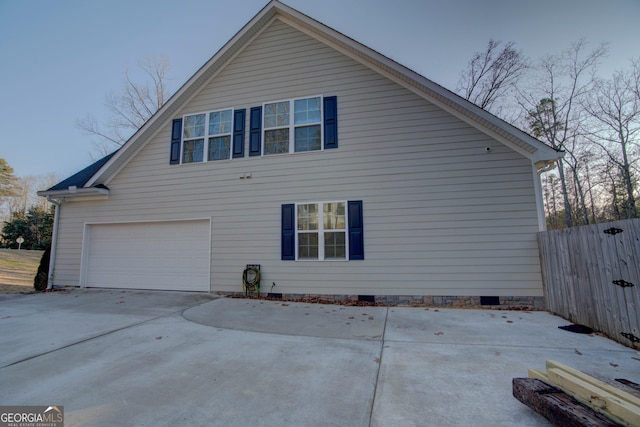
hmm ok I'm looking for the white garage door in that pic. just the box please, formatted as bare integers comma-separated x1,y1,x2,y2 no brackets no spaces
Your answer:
83,220,210,291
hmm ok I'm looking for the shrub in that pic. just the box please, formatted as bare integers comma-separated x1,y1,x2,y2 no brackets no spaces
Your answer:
33,246,51,292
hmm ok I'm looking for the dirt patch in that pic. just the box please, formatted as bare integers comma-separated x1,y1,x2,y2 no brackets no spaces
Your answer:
0,283,35,294
0,249,43,294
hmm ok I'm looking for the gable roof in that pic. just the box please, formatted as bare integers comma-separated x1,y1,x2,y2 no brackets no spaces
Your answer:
42,0,561,198
46,151,116,192
38,151,115,199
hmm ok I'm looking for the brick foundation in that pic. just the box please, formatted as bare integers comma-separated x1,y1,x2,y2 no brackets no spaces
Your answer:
218,291,546,310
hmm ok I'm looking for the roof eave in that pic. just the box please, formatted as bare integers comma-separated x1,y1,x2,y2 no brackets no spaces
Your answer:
534,149,564,172
81,0,563,187
37,186,110,201
274,5,563,162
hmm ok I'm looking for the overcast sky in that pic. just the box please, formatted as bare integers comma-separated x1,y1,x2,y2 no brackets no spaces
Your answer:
1,0,638,181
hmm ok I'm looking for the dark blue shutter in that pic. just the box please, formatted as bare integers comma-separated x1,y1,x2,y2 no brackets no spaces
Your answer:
170,118,182,164
232,109,246,158
323,96,338,149
348,200,364,260
249,106,262,156
281,204,295,260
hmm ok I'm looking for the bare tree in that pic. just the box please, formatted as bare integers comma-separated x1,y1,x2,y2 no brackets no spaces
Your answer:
521,39,608,227
457,39,529,118
77,54,172,158
565,146,593,225
542,173,561,228
580,149,599,223
601,159,629,220
583,63,640,218
0,173,60,221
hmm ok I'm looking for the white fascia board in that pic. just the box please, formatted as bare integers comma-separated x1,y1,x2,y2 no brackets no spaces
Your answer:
37,187,109,201
278,9,562,164
84,0,561,188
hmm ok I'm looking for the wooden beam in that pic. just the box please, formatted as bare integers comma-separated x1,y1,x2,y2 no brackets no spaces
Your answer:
513,378,622,427
528,368,549,382
546,368,640,426
546,360,640,407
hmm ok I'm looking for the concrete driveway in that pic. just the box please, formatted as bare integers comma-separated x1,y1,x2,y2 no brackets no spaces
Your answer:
0,289,638,426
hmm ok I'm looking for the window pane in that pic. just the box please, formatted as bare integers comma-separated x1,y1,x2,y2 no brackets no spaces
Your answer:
323,202,346,229
209,110,232,135
324,232,346,259
294,97,321,125
297,204,318,230
208,136,231,161
298,233,318,259
264,129,289,154
264,101,289,128
183,139,204,163
183,114,205,139
294,125,321,152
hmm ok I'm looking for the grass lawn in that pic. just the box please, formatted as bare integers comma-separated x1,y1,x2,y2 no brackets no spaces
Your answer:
0,248,44,293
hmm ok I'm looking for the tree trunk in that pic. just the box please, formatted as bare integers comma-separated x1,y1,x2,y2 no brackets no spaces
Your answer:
571,166,590,225
556,160,573,227
621,147,638,218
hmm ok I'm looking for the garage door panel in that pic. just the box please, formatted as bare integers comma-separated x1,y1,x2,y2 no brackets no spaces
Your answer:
84,220,210,291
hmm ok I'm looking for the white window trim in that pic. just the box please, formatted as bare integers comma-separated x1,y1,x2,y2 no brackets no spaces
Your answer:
181,108,234,164
262,95,324,156
295,200,349,261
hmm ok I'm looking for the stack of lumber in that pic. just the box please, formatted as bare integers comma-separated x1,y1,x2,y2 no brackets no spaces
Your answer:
513,360,640,426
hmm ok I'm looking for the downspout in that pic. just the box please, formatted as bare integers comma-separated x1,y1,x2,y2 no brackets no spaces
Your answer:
46,196,63,290
531,162,546,232
534,159,559,232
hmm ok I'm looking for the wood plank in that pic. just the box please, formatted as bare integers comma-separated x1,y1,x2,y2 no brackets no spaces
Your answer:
513,378,622,427
546,368,640,426
546,360,640,407
528,368,549,382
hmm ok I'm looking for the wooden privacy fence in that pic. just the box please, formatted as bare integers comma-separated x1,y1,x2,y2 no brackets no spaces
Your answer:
537,219,640,349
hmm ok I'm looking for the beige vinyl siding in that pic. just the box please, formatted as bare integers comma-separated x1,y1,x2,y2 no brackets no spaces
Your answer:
51,18,543,296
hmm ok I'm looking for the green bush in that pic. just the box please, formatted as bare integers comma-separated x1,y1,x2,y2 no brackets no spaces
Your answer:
33,246,51,292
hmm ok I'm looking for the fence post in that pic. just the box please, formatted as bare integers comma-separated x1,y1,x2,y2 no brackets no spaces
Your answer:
604,225,639,347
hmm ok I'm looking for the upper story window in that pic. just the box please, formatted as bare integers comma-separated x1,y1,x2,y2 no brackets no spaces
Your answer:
263,96,322,155
208,110,233,161
182,109,233,163
170,96,336,164
182,114,205,163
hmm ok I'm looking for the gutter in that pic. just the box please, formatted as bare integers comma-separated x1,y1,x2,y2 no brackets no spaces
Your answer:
38,186,109,200
46,196,63,290
534,149,565,173
37,185,109,290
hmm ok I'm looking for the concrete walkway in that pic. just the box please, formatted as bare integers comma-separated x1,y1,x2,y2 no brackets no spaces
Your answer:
0,289,638,426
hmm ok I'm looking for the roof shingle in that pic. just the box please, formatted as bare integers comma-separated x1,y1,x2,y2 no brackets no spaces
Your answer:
46,151,117,191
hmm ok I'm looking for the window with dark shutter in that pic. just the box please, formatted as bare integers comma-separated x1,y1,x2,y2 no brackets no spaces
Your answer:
232,109,246,158
348,200,364,260
170,118,182,164
249,106,262,156
282,200,363,261
281,204,295,260
323,96,338,149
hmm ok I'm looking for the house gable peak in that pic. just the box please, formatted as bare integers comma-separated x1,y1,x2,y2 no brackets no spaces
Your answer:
55,0,559,192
